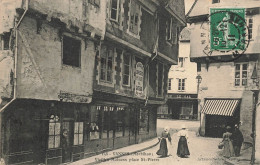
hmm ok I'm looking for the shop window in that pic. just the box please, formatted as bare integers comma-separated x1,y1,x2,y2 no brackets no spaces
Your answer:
248,18,253,40
178,79,185,91
102,106,114,139
235,63,248,86
62,35,81,67
139,109,149,134
48,115,60,149
168,78,172,90
180,102,193,115
88,0,100,7
73,122,83,145
157,62,164,97
110,0,119,21
1,32,11,50
123,53,131,86
124,108,135,136
100,46,113,83
89,106,100,140
115,107,125,137
129,0,141,35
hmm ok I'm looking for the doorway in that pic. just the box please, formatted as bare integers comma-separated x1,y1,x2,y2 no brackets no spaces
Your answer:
61,121,73,163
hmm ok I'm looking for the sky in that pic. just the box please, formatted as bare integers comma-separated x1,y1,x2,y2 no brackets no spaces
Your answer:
185,0,196,14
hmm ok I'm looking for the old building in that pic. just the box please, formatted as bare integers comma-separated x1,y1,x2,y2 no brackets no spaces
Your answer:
187,0,260,148
0,0,185,164
160,26,199,120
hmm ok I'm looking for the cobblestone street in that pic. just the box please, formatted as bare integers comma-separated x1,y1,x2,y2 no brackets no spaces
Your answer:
98,119,225,165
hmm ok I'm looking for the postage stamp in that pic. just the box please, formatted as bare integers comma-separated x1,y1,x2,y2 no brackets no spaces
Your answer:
201,8,250,62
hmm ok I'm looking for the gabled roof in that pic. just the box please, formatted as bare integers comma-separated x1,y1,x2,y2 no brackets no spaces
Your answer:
187,0,260,19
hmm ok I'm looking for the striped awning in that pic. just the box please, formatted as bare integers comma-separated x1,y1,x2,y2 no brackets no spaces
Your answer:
201,99,240,116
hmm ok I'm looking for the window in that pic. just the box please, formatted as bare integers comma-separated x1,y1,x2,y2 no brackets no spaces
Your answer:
110,0,119,21
248,18,253,40
123,53,131,86
168,78,172,90
197,62,201,72
102,106,114,139
212,0,220,3
88,0,100,7
178,57,185,67
1,32,11,50
178,79,185,91
166,18,172,41
48,116,60,149
157,62,164,96
62,36,81,67
129,0,140,35
235,63,248,86
73,122,83,145
139,109,149,134
115,107,125,137
100,46,113,82
166,18,178,44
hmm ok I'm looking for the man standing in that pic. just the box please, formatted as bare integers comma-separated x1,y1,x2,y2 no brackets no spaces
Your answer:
231,123,244,157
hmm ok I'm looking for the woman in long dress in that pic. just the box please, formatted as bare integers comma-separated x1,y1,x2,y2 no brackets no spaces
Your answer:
177,125,190,158
222,126,235,158
156,126,172,157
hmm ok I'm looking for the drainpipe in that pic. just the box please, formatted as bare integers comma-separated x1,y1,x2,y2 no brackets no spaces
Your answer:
0,0,28,160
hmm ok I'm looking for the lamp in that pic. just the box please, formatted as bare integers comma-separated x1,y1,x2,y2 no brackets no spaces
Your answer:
196,75,202,84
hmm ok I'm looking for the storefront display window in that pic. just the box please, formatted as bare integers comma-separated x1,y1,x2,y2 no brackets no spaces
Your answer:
73,122,83,145
48,115,60,149
139,109,149,134
102,106,113,139
115,107,125,137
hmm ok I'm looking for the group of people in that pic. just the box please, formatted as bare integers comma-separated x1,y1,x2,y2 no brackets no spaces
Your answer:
156,125,190,158
221,123,244,158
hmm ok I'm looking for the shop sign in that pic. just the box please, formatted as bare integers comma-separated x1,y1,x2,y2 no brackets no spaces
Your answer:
58,91,91,103
169,94,197,99
135,62,144,98
96,105,125,111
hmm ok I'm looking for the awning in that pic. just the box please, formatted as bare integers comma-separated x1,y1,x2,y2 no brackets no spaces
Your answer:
201,99,240,116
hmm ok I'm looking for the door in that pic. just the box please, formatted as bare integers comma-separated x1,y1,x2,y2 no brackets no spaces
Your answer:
61,121,73,163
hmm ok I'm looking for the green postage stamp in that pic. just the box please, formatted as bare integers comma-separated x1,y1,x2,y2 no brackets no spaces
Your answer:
210,8,246,51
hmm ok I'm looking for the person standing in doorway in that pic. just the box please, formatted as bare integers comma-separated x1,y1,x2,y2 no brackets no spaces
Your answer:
222,126,235,158
177,124,190,158
156,126,172,158
231,123,244,157
61,129,70,163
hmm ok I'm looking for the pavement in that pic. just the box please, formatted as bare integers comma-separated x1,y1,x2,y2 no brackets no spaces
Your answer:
69,137,160,165
68,119,255,165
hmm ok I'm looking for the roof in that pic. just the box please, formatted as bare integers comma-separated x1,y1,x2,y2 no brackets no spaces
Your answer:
179,27,190,41
187,0,260,18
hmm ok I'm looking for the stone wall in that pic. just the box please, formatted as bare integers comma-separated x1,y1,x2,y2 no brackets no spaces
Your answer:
199,62,256,142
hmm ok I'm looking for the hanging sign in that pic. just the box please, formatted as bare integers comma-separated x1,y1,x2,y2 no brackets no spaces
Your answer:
135,62,144,97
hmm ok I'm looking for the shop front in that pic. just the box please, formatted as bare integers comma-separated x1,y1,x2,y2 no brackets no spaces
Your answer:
167,94,198,120
201,98,241,138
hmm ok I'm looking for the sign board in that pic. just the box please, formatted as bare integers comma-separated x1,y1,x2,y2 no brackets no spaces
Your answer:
135,62,144,97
